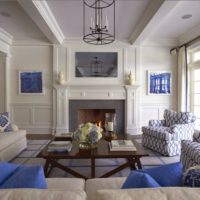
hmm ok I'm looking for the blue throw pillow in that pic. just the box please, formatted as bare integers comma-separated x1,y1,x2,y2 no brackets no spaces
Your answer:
139,162,183,187
0,162,19,185
0,162,47,189
183,166,200,187
122,171,160,189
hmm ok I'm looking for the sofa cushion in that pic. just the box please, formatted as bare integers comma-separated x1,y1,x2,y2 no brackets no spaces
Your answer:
86,177,126,200
0,163,47,189
122,171,160,189
0,189,86,200
46,178,85,191
183,165,200,187
0,130,26,151
96,188,200,200
0,112,12,132
139,162,183,186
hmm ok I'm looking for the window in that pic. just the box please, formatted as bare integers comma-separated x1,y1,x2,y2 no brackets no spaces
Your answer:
193,51,200,62
191,68,200,128
188,47,200,129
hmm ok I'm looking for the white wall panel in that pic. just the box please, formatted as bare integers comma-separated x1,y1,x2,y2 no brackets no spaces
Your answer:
11,106,31,125
10,103,52,134
34,107,52,124
141,103,176,126
139,46,178,128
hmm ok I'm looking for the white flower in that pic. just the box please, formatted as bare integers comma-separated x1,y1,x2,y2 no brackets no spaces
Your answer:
74,122,103,144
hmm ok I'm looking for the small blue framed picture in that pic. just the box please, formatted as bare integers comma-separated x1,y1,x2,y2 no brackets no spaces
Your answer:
148,71,172,95
19,71,44,94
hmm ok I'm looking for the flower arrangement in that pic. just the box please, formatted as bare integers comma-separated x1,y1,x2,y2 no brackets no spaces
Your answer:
74,122,103,144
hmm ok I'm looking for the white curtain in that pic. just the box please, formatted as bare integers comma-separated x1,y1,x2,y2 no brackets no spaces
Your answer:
177,46,188,112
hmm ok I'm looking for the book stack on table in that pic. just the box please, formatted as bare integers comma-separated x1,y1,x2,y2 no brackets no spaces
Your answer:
109,140,137,151
54,132,73,141
47,141,72,152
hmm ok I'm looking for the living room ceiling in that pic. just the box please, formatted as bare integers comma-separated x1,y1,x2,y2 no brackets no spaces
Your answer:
0,1,49,43
0,0,200,46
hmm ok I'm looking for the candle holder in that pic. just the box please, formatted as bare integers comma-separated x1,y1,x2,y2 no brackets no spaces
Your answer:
104,113,117,141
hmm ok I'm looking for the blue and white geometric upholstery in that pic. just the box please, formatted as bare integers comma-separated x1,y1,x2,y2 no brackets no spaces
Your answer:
0,112,12,132
142,109,196,156
181,132,200,172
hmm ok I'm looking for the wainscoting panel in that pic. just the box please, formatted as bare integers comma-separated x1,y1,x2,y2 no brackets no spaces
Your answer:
141,103,176,127
10,103,52,134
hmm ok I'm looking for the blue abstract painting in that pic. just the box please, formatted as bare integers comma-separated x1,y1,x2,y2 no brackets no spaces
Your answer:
20,71,43,94
148,71,171,95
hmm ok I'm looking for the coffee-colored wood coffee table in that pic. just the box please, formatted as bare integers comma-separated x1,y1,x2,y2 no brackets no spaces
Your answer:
37,136,148,179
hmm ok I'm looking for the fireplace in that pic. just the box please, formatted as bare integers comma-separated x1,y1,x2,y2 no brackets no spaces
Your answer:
69,100,125,134
78,109,115,128
53,85,140,135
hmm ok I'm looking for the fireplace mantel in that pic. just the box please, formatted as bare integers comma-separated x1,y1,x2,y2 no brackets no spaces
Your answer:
53,84,141,135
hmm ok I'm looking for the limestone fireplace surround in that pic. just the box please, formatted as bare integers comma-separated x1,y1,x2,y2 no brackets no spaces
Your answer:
53,85,140,135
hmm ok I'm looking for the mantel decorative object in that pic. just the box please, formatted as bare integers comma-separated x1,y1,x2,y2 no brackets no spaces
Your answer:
104,113,117,141
128,70,134,85
83,0,115,45
74,122,103,149
58,71,65,85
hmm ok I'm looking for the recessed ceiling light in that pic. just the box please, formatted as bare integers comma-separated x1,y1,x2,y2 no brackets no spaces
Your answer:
182,14,192,20
0,11,11,18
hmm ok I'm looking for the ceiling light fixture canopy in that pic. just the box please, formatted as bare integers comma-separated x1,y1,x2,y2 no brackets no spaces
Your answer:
83,0,115,45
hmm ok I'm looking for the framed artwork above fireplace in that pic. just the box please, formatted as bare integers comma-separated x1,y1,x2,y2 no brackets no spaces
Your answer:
67,48,124,85
75,52,118,78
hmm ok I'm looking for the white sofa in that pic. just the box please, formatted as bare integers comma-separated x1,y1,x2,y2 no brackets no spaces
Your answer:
0,129,27,161
0,177,199,200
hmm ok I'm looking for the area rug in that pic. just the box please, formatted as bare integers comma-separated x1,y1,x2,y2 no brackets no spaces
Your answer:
10,139,180,178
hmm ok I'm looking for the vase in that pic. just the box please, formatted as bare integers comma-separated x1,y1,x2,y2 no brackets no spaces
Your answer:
79,142,98,150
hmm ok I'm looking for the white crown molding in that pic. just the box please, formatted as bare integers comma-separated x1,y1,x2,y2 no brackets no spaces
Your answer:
141,38,178,47
179,24,200,46
0,28,13,45
32,0,65,44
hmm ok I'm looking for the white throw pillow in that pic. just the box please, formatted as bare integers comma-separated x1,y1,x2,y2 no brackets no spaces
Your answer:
11,124,19,131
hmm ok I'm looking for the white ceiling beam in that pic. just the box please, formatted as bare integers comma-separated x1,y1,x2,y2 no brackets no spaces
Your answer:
17,0,64,44
129,0,179,45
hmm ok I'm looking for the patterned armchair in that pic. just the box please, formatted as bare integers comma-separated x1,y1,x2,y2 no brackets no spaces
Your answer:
181,132,200,172
142,109,196,156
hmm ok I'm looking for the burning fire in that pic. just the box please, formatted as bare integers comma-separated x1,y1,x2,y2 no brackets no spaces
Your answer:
96,121,103,128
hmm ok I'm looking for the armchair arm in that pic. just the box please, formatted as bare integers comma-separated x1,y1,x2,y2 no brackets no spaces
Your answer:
181,140,200,171
149,120,166,127
170,123,195,140
193,131,200,143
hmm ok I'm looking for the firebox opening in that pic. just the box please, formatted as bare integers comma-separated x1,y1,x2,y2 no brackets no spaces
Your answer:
78,109,115,129
69,100,124,134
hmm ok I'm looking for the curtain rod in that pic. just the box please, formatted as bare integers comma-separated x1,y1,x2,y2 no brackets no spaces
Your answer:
170,35,200,53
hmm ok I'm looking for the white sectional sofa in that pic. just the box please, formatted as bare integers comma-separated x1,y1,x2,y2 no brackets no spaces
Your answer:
0,177,199,200
0,129,27,161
